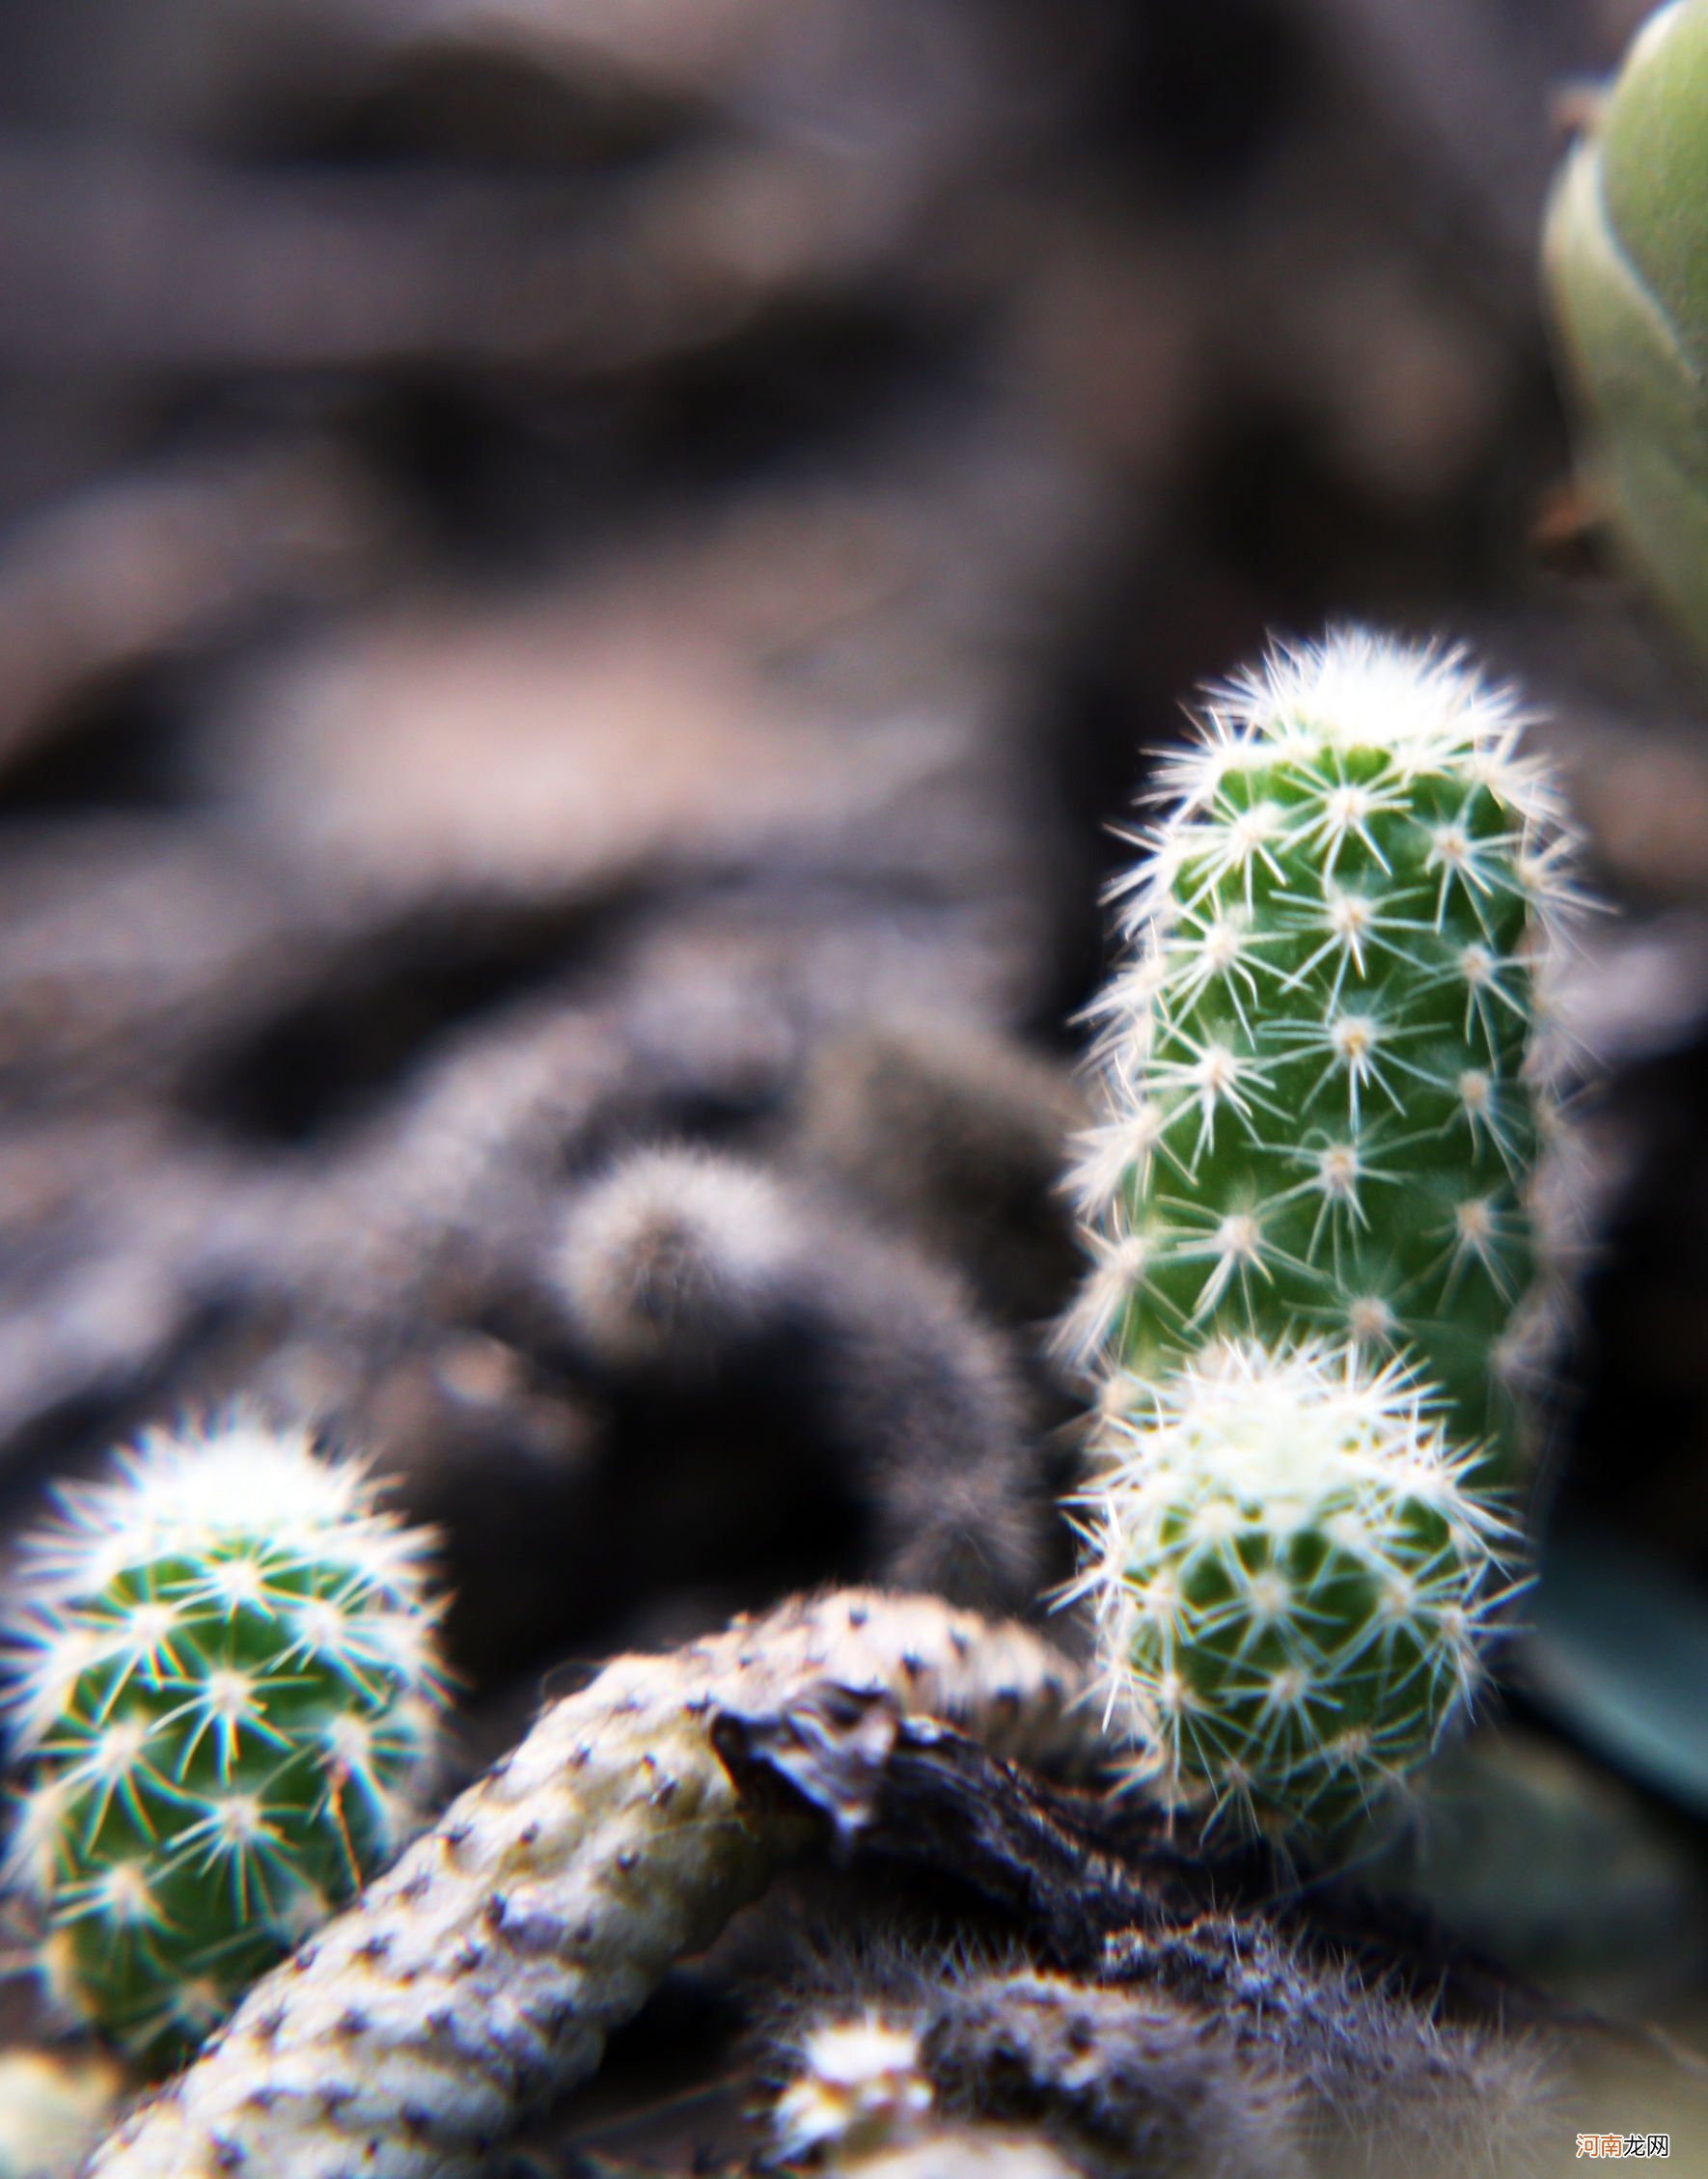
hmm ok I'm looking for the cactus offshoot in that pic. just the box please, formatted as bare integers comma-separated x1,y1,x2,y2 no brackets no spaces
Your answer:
0,1419,448,2065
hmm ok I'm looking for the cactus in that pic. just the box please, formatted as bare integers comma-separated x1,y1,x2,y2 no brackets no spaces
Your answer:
1062,629,1582,1835
1544,0,1708,672
1073,1341,1515,1834
0,1417,449,2068
1063,627,1578,1484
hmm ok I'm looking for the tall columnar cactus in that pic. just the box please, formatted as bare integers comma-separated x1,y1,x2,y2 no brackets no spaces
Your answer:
1063,628,1579,1484
0,1418,449,2067
1065,629,1583,1835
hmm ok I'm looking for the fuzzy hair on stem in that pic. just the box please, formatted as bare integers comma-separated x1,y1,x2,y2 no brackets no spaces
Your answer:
771,1974,1303,2179
924,1970,1305,2179
549,1145,1046,1612
1098,1916,1560,2178
793,1013,1087,1323
81,1589,1083,2179
767,1938,1556,2179
739,1674,1559,2178
771,2009,937,2163
771,2009,1097,2178
552,1145,798,1373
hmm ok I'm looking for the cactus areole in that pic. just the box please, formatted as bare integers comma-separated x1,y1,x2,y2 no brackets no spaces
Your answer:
0,1420,448,2066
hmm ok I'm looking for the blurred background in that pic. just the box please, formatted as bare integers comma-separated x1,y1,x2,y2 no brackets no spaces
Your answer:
5,0,1708,2159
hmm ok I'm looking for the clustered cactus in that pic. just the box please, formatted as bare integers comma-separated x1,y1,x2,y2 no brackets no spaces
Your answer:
0,1418,449,2066
1064,629,1582,1834
0,626,1591,2154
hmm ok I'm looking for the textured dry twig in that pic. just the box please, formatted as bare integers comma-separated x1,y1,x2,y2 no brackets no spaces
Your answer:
730,1699,1563,2178
84,1590,1084,2179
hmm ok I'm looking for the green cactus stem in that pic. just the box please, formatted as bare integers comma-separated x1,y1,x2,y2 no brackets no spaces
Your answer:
1062,628,1581,1484
1,1418,450,2068
1073,1340,1516,1836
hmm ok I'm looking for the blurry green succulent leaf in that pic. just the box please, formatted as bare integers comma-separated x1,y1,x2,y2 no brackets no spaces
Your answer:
1599,3,1708,358
1544,1,1708,667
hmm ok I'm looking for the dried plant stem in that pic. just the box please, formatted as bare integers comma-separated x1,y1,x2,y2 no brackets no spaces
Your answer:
85,1591,1083,2179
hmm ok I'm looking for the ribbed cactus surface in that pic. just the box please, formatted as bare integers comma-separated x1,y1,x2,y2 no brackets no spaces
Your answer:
1,1420,448,2066
1065,631,1577,1482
